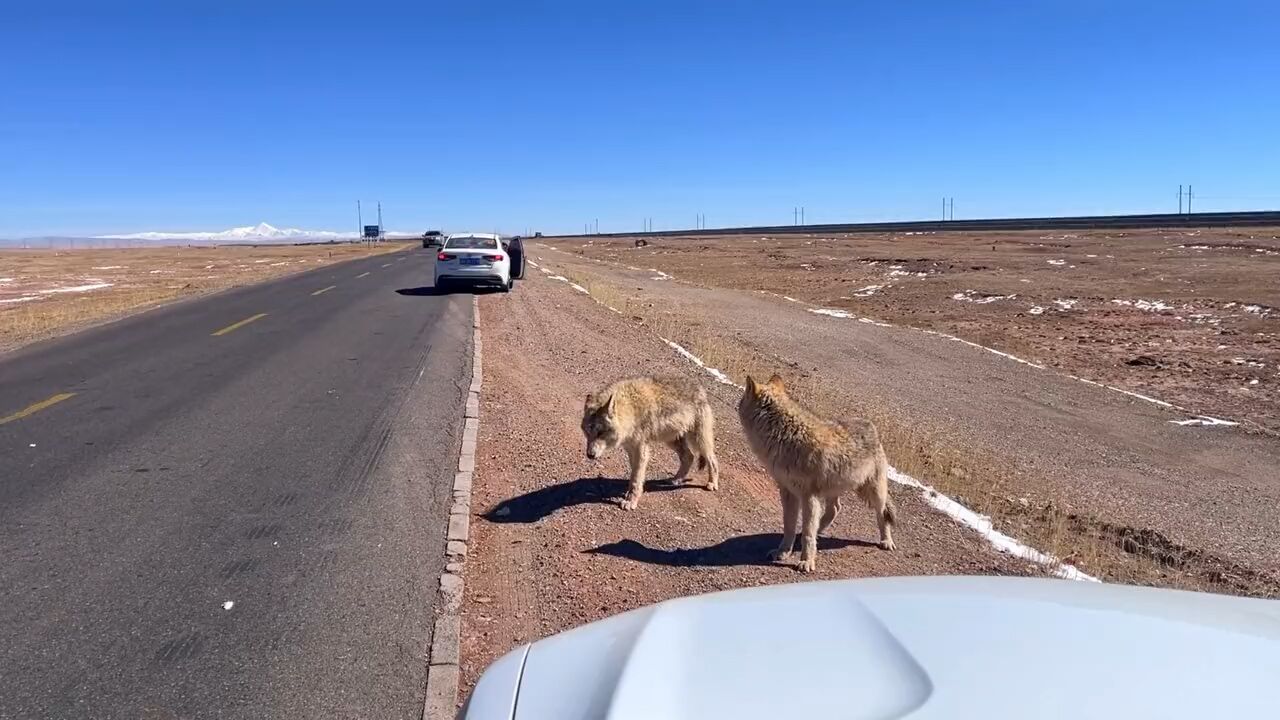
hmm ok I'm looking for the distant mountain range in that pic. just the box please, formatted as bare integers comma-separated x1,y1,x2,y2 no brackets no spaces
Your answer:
1,222,424,248
96,222,370,242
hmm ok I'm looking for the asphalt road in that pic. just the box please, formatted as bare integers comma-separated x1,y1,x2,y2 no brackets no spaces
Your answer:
0,248,471,719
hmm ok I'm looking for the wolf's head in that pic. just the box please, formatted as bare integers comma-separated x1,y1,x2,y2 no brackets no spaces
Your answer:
581,391,620,460
740,374,787,411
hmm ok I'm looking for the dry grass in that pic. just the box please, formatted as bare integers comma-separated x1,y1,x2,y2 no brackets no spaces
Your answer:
0,242,411,352
546,266,1280,598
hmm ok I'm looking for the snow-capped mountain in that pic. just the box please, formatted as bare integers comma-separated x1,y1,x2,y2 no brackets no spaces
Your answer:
95,222,357,242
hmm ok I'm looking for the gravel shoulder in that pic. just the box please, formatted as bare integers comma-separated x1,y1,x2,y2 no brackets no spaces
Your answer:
460,269,1047,697
528,245,1280,596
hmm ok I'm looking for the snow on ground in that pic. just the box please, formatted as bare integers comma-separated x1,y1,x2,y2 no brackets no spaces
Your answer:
38,282,113,294
1112,298,1176,312
952,290,1016,304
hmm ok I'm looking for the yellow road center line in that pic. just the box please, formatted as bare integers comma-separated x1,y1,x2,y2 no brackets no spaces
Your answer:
211,313,268,336
356,271,371,278
0,392,76,426
311,285,337,296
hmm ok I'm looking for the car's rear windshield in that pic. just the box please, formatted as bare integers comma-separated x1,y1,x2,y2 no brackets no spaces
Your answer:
445,236,498,250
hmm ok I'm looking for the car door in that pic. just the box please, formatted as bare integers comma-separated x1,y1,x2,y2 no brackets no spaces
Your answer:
509,237,526,279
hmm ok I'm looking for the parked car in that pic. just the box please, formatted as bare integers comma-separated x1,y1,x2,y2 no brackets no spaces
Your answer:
434,233,512,291
422,230,444,248
458,575,1280,719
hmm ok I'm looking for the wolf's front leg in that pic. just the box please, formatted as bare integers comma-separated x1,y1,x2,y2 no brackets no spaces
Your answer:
797,495,822,572
621,443,651,510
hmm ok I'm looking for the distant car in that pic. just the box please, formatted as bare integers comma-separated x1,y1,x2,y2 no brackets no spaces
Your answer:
458,575,1280,719
435,233,512,292
422,230,444,248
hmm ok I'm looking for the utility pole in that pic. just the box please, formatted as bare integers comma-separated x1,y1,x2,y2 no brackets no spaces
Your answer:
800,206,805,225
1178,185,1183,214
1187,185,1193,214
377,202,383,242
357,200,363,244
793,207,798,225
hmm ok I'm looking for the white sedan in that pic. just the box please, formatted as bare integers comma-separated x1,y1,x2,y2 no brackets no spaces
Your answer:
434,233,512,292
459,576,1280,718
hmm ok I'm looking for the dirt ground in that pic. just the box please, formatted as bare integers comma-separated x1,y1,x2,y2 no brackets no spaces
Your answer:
553,227,1280,433
460,274,1051,697
0,242,411,353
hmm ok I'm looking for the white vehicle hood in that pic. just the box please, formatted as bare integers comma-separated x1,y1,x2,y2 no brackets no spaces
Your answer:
461,576,1280,719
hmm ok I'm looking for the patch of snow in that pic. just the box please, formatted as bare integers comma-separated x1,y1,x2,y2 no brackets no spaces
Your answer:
1053,299,1079,311
1028,306,1045,315
222,601,235,611
851,284,883,297
1111,298,1176,312
38,282,113,294
782,296,800,303
90,266,125,270
952,290,1016,304
649,268,673,280
569,283,590,295
0,295,42,304
809,308,854,319
1047,259,1066,266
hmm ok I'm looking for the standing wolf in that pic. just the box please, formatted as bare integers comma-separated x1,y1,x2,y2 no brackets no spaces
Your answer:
581,376,721,510
738,374,896,572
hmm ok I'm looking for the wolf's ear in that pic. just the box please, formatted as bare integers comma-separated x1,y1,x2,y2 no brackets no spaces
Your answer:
604,393,616,416
744,376,757,394
767,374,785,389
584,393,595,409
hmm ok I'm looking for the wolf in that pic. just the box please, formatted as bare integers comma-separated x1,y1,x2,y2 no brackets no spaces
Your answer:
738,374,896,572
582,376,721,510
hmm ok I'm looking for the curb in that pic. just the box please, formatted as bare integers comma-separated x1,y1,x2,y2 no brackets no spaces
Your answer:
424,295,481,720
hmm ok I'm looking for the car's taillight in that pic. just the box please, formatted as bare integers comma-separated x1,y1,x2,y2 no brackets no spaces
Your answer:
438,252,455,261
485,254,504,261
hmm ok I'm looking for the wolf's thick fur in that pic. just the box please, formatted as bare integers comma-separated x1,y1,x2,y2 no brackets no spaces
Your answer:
582,376,721,510
738,374,896,572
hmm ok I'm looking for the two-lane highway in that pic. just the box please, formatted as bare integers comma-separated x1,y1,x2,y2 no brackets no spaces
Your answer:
0,248,469,719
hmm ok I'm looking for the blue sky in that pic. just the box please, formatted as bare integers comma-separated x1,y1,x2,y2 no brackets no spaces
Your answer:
3,1,1278,236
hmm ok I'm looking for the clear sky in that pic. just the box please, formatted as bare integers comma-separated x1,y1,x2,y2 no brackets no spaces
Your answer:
3,1,1278,237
